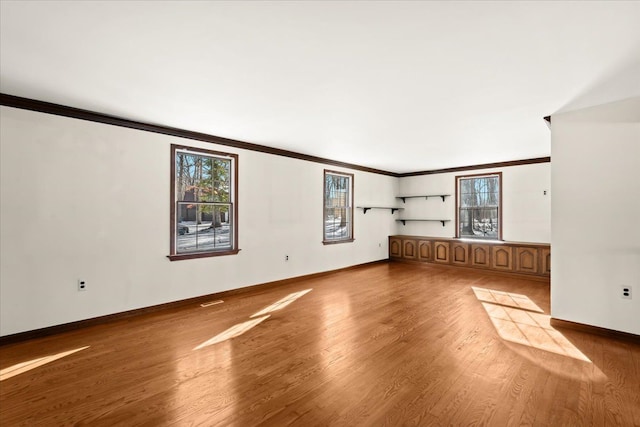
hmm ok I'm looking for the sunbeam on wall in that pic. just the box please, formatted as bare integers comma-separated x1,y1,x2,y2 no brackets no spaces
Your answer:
472,286,591,362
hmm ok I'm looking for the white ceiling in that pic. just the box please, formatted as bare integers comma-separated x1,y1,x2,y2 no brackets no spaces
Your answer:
1,1,639,173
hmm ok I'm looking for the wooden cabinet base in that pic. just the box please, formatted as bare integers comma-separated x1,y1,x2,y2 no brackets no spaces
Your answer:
389,235,550,281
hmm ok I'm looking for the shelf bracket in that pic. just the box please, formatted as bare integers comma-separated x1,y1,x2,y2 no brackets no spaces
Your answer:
440,195,446,202
400,220,406,226
440,220,446,226
391,208,399,214
399,197,406,203
363,207,370,214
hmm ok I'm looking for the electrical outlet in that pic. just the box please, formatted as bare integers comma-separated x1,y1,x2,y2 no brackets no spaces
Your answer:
78,279,87,291
621,285,632,299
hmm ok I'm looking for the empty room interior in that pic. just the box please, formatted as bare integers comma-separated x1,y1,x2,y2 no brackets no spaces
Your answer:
1,1,639,426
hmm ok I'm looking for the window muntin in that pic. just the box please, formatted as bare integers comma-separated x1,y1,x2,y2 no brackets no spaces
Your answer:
323,170,354,243
456,173,502,240
171,145,238,259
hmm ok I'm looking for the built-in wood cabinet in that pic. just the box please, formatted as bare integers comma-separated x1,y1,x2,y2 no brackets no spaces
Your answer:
389,235,550,280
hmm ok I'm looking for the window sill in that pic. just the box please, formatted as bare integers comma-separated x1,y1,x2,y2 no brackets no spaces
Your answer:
458,237,504,243
167,249,241,261
322,239,355,245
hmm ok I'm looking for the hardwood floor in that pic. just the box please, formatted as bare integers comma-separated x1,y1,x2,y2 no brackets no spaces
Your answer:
1,262,639,426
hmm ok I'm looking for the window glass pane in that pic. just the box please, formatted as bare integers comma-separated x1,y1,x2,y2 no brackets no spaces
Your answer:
460,176,499,208
194,204,231,251
177,203,232,253
175,153,214,202
459,178,476,207
459,207,499,238
324,207,351,240
176,203,196,253
325,175,349,208
210,158,231,203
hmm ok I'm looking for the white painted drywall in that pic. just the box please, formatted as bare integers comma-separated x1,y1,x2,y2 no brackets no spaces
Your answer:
551,97,640,335
0,106,397,336
397,163,551,243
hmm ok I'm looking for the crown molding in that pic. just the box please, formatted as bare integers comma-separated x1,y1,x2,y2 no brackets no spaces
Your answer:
1,93,550,177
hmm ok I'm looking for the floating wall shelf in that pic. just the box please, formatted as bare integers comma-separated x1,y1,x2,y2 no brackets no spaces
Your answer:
396,194,451,203
357,206,404,214
396,219,450,227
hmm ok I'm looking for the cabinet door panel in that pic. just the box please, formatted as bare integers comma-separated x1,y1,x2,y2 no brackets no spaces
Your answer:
541,248,551,275
516,247,538,274
451,242,469,266
492,247,513,271
418,240,432,262
389,238,402,258
434,241,450,263
471,245,491,268
403,239,417,259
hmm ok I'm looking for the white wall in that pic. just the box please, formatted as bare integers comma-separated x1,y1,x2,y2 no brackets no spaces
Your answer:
397,163,551,243
551,97,640,335
0,106,397,336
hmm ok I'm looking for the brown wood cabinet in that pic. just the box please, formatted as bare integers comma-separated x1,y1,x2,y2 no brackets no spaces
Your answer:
389,235,550,280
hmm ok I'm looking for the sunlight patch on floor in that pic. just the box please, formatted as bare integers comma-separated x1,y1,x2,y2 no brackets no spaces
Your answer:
473,287,590,362
194,289,312,350
472,286,544,313
250,289,312,318
194,315,271,350
0,346,90,381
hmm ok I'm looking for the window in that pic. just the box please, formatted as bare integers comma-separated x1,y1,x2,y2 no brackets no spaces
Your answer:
169,145,238,260
323,170,354,244
456,172,502,240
